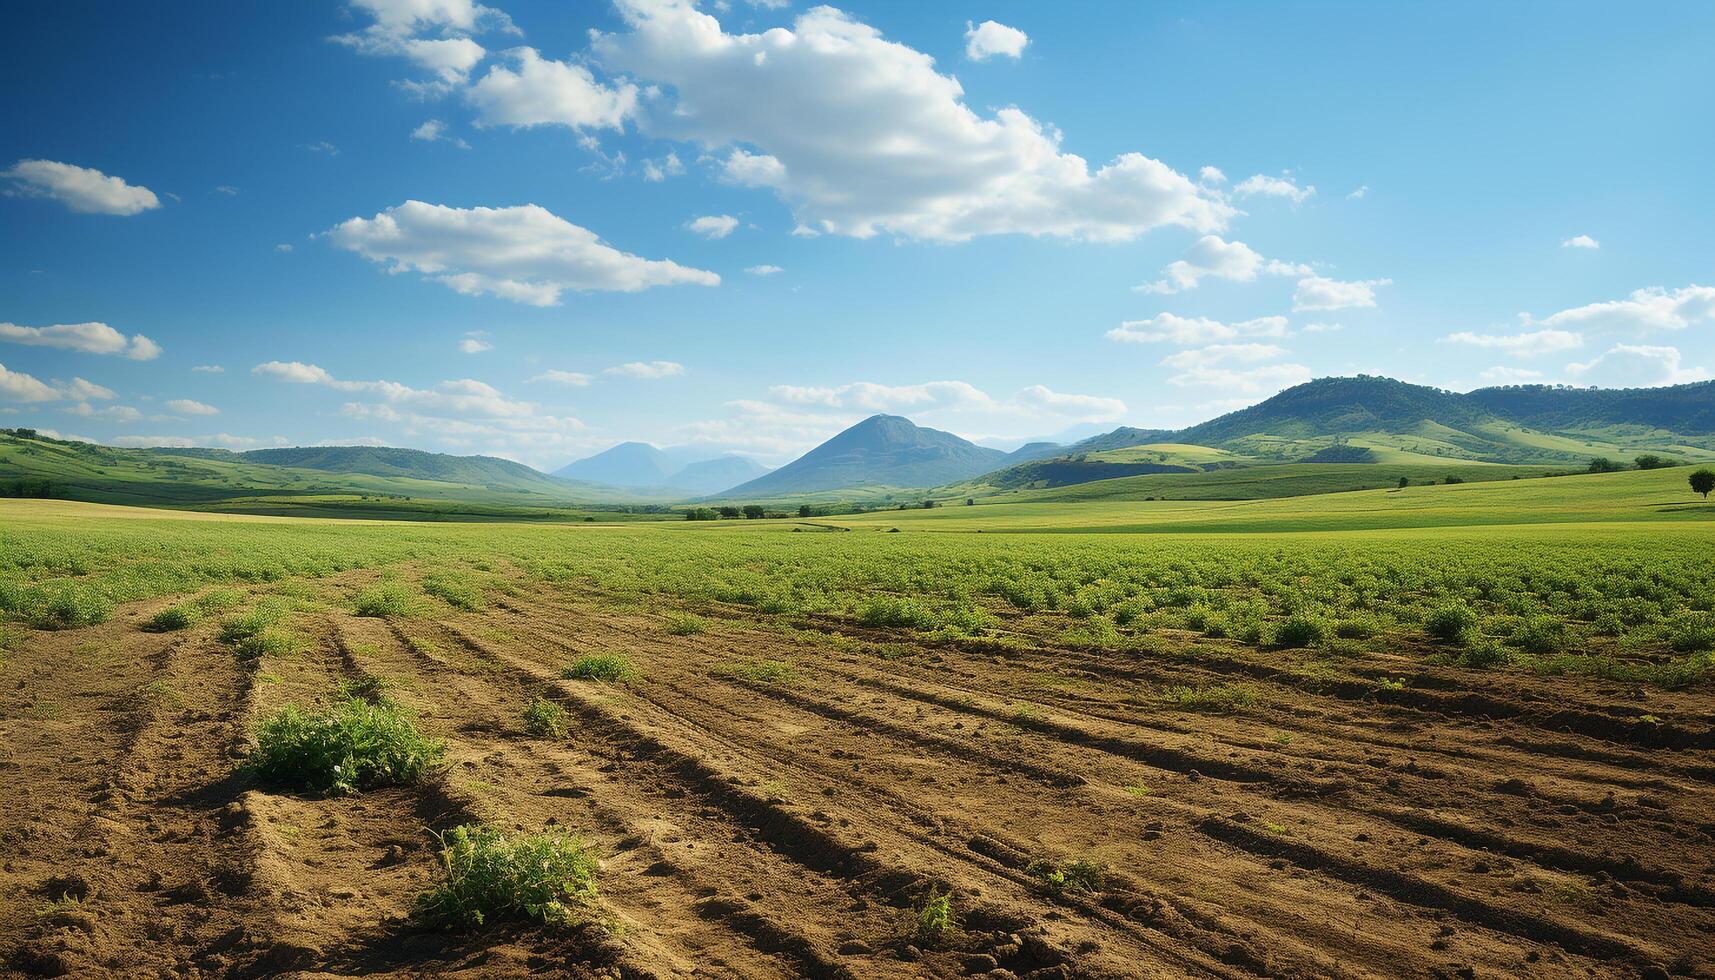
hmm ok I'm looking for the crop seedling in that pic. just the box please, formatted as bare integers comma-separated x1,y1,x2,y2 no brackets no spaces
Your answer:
1026,857,1107,895
913,891,955,945
415,823,599,929
1423,603,1479,645
562,653,640,682
248,697,443,795
523,697,568,737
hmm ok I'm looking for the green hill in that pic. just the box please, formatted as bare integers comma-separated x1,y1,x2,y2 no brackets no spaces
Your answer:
718,415,1007,497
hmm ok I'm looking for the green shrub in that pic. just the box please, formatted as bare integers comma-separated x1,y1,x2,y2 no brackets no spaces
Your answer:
423,573,484,611
1272,612,1327,648
354,582,420,618
416,824,599,929
20,584,111,630
716,658,796,684
248,697,443,794
914,891,954,944
858,596,934,629
1162,683,1258,712
218,604,284,645
1669,613,1715,653
144,605,196,633
523,698,568,737
1423,603,1478,644
665,613,707,636
1025,858,1106,895
1333,615,1379,639
1458,642,1511,669
236,626,305,659
561,653,639,683
1512,614,1566,653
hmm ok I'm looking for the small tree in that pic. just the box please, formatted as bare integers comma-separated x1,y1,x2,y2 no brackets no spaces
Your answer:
1692,469,1715,499
1634,454,1671,470
798,504,812,518
1397,476,1409,488
965,498,975,506
1588,457,1623,474
717,506,741,519
741,504,765,519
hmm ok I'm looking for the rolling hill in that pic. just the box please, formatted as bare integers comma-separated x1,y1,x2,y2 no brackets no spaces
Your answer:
718,415,1007,498
555,442,770,495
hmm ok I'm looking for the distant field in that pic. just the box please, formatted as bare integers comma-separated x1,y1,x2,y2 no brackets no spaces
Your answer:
3,472,1713,976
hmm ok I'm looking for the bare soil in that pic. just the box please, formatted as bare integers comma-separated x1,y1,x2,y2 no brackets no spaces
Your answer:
3,576,1712,979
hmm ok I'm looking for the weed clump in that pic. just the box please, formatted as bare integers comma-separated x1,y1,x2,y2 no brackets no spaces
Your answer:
1162,683,1259,712
353,582,420,618
1025,858,1106,895
561,653,640,682
219,604,285,645
249,697,443,795
9,584,112,630
423,573,484,611
523,698,568,737
716,659,796,684
236,626,305,659
1272,612,1328,648
858,595,934,629
415,824,599,929
665,613,707,636
1424,603,1478,645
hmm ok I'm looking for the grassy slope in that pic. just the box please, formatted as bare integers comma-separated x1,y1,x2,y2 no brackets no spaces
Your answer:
0,434,653,518
824,466,1715,533
954,461,1561,505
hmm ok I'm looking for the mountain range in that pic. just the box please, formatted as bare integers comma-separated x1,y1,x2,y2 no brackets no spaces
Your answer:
554,442,771,495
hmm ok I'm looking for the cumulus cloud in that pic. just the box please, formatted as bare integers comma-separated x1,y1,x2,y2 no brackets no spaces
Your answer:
411,118,471,148
65,403,145,423
1161,344,1311,392
964,20,1028,61
1135,235,1309,294
0,321,161,359
165,398,220,416
604,360,686,379
1478,366,1544,383
1346,185,1369,200
1011,384,1124,422
1292,275,1389,312
1561,234,1599,250
1106,313,1289,346
192,364,225,373
1565,344,1708,387
770,379,992,412
458,337,492,353
252,360,537,417
1234,173,1314,204
641,151,684,182
324,201,719,305
1443,328,1583,358
1534,285,1714,334
332,0,515,96
590,2,1230,242
0,362,59,402
686,214,739,238
745,264,783,276
467,48,638,129
3,159,161,215
60,378,116,401
529,369,592,386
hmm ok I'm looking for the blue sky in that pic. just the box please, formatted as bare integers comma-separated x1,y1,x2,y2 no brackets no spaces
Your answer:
3,0,1712,468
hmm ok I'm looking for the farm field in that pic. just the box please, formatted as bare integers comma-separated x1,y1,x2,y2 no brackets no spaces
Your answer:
2,487,1713,979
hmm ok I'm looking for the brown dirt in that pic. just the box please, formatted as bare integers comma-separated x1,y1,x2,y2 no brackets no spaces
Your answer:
2,577,1712,979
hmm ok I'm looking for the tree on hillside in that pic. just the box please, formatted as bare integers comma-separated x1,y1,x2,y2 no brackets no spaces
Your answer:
1692,469,1715,499
1397,476,1409,488
1634,454,1675,470
1588,457,1623,473
798,504,812,518
741,505,766,519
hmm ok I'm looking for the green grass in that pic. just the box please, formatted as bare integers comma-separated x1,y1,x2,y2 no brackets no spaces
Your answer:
415,823,599,929
236,626,307,659
561,653,640,683
1161,684,1260,712
218,603,287,645
664,613,708,635
715,658,797,684
248,697,444,795
423,571,485,610
1025,858,1107,895
353,581,421,617
523,698,568,737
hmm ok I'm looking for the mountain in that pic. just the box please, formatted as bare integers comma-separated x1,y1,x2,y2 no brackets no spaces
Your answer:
554,442,678,487
1065,426,1175,454
670,456,772,495
718,415,1007,498
1175,376,1489,447
1464,381,1715,433
1003,441,1070,464
239,446,571,494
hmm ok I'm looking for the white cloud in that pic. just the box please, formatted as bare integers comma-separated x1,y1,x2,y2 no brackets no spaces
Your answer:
1292,275,1389,312
1301,321,1343,333
770,379,991,411
1135,235,1308,294
111,433,284,450
591,3,1230,242
686,214,740,238
324,200,719,305
411,118,471,148
1561,234,1599,250
253,360,339,385
964,20,1028,61
1533,285,1715,334
60,378,116,401
343,0,514,38
276,243,294,253
0,362,59,402
303,141,341,155
65,403,144,422
0,321,161,359
1565,344,1708,387
1478,366,1543,383
1161,343,1290,370
192,364,225,373
467,47,639,130
215,185,240,196
1234,173,1314,204
3,159,161,215
1011,384,1124,422
1198,166,1226,185
1346,185,1369,200
529,369,592,386
165,398,220,416
605,360,686,380
745,264,783,276
332,0,515,96
458,337,492,353
1107,312,1289,346
1443,328,1583,358
641,151,684,182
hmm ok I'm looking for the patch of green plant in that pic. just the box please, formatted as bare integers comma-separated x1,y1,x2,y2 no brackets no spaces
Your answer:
716,658,796,684
858,595,935,629
1025,857,1106,895
1061,614,1123,648
353,581,421,618
136,679,182,711
15,583,112,630
913,891,955,945
144,605,196,632
236,626,305,659
218,603,285,645
1161,683,1259,712
415,823,599,929
1272,612,1328,648
523,697,568,737
423,572,484,611
665,613,708,635
561,653,640,682
248,697,443,795
1423,602,1478,645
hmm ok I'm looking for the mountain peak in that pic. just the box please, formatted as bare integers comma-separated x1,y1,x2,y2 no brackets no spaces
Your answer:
718,414,1005,498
